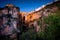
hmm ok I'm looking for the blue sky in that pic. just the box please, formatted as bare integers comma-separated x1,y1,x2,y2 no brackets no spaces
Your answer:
0,0,55,12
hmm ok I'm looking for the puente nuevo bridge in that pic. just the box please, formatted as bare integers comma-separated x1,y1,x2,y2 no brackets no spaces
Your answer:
0,4,42,40
0,1,60,40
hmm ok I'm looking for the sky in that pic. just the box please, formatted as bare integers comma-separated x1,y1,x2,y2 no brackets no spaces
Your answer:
0,0,55,12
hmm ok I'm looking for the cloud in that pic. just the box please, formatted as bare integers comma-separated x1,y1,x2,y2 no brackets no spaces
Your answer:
54,0,59,2
35,5,46,11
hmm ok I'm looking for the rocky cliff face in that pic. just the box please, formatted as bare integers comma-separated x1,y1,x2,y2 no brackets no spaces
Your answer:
23,1,60,32
19,0,60,26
